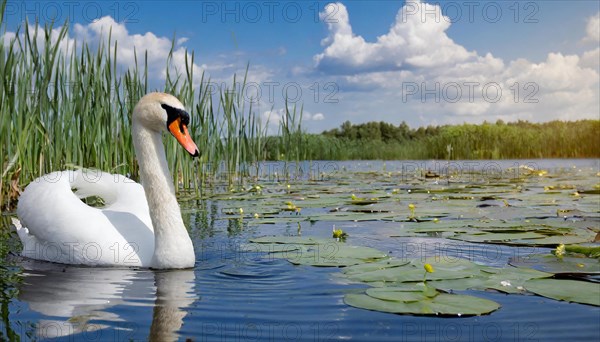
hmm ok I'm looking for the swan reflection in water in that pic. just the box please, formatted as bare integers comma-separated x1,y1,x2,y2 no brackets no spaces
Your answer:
17,260,196,340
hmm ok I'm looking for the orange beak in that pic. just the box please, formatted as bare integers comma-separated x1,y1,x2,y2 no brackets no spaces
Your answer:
168,117,199,157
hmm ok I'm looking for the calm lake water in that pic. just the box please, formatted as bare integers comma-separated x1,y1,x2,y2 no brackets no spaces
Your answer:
1,159,599,341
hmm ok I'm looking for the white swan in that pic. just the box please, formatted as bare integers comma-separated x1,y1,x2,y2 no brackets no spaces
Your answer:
13,93,199,269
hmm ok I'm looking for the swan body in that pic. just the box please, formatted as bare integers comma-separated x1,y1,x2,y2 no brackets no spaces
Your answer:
15,93,199,269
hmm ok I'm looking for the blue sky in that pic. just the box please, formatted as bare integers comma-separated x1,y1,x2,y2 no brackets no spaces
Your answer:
3,0,600,133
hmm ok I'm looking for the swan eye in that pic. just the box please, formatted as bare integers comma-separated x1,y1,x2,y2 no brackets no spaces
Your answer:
162,103,190,132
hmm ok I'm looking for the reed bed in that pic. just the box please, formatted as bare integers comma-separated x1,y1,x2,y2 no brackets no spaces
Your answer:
316,120,600,160
0,3,305,210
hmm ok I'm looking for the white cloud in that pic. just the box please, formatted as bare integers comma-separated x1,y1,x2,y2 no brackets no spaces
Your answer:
580,48,600,70
583,12,599,43
71,16,206,85
312,3,600,125
312,113,325,121
2,31,15,46
2,16,210,88
303,111,326,121
3,15,283,97
314,1,474,74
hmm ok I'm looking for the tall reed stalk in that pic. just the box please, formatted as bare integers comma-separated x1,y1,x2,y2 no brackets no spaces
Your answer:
0,3,290,210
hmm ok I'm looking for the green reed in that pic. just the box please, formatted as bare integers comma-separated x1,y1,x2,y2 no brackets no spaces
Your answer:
314,120,600,160
0,3,286,210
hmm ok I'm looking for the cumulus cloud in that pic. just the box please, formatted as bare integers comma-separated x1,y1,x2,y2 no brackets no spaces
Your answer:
314,1,474,74
2,16,214,87
312,2,600,124
583,12,599,43
4,15,282,93
312,113,325,121
580,48,600,70
71,16,205,84
579,13,600,71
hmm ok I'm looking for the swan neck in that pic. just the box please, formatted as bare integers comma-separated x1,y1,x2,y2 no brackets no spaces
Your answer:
132,122,194,269
133,124,176,203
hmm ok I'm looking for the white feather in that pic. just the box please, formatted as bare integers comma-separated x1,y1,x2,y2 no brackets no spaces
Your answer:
15,93,196,268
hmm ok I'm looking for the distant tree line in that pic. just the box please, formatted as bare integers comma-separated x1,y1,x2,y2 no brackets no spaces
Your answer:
283,119,600,160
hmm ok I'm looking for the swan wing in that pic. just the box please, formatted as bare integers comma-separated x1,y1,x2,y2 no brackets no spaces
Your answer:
16,170,154,266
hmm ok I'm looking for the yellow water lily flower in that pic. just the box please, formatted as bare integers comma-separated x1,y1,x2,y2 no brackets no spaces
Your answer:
332,225,348,239
408,203,416,218
555,243,565,257
423,263,435,283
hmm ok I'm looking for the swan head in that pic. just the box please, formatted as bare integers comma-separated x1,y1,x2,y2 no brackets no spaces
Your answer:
133,92,199,157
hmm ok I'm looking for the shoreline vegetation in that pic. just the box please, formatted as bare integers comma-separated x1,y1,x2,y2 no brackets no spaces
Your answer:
302,119,600,161
1,2,599,210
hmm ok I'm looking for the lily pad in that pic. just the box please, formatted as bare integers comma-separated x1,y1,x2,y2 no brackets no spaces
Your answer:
348,199,379,205
240,243,305,253
273,245,389,267
342,259,411,276
249,236,329,245
306,212,393,222
366,284,438,301
449,231,545,243
509,234,596,246
389,222,473,237
250,217,307,225
524,279,600,306
345,257,484,283
345,289,500,316
427,266,552,294
578,189,600,195
509,254,600,275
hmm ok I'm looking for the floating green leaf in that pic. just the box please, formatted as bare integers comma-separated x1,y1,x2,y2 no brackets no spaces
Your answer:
449,231,545,243
273,245,388,267
509,254,600,275
240,243,305,253
345,288,500,316
427,266,552,294
249,236,329,245
342,259,411,276
524,279,600,306
345,257,484,283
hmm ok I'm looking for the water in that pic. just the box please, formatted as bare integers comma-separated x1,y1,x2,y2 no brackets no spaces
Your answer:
1,159,599,341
